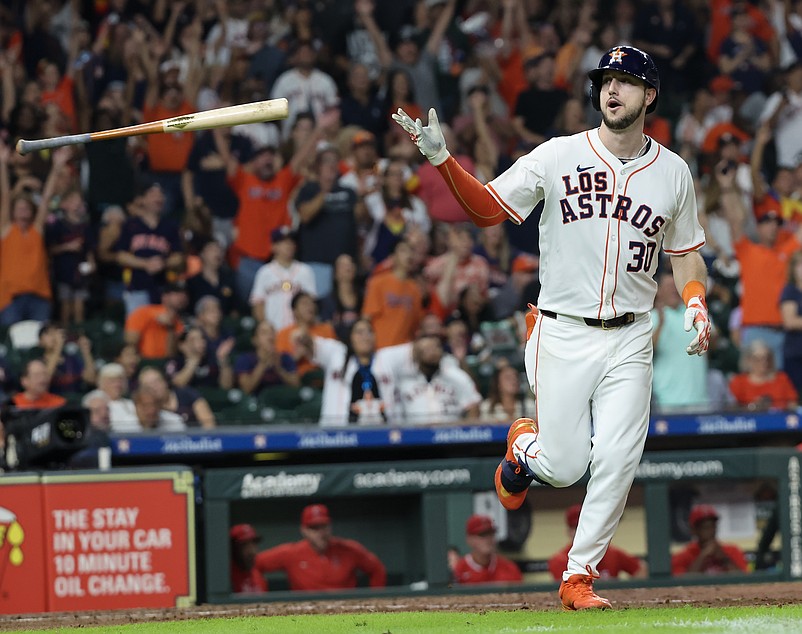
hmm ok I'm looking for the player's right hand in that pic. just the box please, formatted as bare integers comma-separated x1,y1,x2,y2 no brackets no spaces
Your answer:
391,107,450,166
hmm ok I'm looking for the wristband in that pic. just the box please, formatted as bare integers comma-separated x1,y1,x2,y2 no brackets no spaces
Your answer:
682,280,706,306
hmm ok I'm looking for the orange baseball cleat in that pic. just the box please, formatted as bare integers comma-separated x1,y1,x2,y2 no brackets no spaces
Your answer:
494,418,538,511
559,574,613,611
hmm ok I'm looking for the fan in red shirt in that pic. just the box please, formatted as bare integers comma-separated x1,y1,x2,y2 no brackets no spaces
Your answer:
452,515,522,585
548,504,646,581
672,505,749,576
254,504,386,591
229,524,268,594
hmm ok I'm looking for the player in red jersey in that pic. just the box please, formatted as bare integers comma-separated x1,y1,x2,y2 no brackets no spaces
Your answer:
254,504,386,591
453,515,522,585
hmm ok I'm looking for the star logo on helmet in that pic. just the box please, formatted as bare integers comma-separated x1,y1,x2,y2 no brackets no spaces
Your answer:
609,48,628,64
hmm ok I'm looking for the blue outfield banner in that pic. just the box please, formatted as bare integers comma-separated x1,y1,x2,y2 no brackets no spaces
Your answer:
649,410,801,436
110,410,802,458
112,425,505,457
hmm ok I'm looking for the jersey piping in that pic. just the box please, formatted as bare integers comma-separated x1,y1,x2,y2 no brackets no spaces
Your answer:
485,183,524,224
611,145,661,316
586,131,618,319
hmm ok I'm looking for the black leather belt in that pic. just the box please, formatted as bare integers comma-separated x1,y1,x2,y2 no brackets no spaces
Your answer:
539,309,636,330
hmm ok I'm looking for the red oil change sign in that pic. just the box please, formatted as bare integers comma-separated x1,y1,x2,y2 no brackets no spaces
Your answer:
0,469,195,613
0,475,47,614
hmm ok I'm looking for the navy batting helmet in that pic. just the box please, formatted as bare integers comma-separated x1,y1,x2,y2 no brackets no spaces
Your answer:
588,46,660,114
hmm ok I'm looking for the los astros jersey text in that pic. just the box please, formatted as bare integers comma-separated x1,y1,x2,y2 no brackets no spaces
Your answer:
486,128,705,319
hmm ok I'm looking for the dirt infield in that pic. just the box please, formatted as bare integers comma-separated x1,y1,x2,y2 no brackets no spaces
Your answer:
2,582,800,631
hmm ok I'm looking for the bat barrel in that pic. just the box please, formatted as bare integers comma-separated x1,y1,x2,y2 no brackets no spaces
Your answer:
16,134,92,155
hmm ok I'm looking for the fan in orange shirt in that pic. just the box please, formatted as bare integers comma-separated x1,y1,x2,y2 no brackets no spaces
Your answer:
220,109,340,304
729,340,799,410
275,291,336,378
11,360,67,410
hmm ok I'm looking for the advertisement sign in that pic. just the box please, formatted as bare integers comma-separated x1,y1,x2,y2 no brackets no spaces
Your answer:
0,476,47,614
41,471,195,611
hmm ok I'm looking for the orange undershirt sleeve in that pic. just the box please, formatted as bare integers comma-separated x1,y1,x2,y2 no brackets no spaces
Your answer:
435,156,508,227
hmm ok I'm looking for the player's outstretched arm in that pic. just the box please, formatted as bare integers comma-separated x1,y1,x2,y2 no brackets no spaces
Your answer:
392,107,507,227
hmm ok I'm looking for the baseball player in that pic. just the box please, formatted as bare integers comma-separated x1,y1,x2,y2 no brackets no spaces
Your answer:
394,46,711,610
254,504,386,591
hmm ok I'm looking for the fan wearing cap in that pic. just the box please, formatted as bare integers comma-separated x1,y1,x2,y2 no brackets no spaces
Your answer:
218,107,338,305
254,504,386,591
230,524,268,594
339,130,381,201
721,155,801,368
452,515,522,585
672,505,748,575
249,226,317,331
547,505,645,582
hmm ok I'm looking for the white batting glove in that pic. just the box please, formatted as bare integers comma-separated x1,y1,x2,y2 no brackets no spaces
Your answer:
683,296,711,356
391,107,450,166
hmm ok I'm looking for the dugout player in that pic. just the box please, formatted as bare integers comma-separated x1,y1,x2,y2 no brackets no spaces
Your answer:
230,523,268,594
394,46,711,610
453,515,522,585
671,505,749,576
547,504,646,581
254,504,387,591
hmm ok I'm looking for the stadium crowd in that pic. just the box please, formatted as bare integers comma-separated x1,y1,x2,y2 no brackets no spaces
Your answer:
1,0,802,433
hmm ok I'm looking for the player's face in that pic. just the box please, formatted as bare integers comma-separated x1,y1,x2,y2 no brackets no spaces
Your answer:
600,71,650,131
234,540,258,569
468,532,496,558
302,523,332,552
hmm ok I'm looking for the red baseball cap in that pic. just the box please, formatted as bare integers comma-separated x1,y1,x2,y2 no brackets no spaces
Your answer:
301,504,331,527
466,514,496,536
511,253,539,274
566,504,581,529
689,504,719,528
229,523,261,543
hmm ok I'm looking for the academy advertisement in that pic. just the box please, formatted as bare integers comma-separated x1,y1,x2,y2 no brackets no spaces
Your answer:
41,473,195,611
0,477,47,615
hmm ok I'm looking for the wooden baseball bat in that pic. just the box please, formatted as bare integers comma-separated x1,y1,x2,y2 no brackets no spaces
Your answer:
15,98,289,155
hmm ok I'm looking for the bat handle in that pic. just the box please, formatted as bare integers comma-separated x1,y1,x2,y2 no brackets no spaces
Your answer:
16,133,92,156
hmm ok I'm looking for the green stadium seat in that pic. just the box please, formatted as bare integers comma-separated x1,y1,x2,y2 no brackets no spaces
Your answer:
83,318,125,360
197,387,244,412
258,385,305,410
294,389,323,423
300,367,325,389
218,396,261,426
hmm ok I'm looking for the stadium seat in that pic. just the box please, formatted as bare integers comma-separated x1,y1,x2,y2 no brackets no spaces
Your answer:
84,318,125,360
300,367,325,389
258,385,305,410
217,396,261,426
294,388,323,423
9,320,42,349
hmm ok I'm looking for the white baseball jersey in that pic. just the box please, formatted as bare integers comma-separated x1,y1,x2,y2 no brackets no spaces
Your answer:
249,260,317,331
313,337,403,427
486,128,705,319
393,360,482,426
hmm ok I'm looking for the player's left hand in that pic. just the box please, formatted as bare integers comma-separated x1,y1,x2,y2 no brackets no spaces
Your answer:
391,107,450,166
683,296,711,355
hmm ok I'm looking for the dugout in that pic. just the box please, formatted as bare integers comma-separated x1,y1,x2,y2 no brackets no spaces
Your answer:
202,448,802,604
